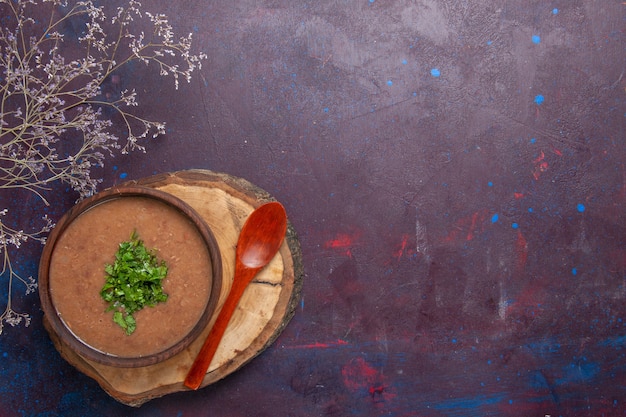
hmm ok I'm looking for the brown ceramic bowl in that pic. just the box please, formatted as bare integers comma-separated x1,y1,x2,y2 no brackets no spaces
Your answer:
39,186,222,368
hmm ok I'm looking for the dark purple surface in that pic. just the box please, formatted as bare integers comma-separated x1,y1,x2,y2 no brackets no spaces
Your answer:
1,1,625,416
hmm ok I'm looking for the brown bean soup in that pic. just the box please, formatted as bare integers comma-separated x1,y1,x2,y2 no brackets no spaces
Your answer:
49,196,213,358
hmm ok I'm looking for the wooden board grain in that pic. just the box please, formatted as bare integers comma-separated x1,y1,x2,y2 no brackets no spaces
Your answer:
43,170,303,407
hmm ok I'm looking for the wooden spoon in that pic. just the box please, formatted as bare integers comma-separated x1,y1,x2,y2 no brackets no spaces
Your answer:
184,201,288,390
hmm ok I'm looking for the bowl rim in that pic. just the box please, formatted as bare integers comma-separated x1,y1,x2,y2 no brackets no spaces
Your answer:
38,185,222,368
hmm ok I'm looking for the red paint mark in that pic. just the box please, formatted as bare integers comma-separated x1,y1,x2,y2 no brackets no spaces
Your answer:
532,151,549,180
466,211,481,240
324,231,361,257
341,358,396,403
441,210,488,243
286,340,349,349
514,192,525,199
515,230,528,272
341,357,378,391
533,161,549,180
369,385,385,398
325,234,353,249
551,146,563,156
393,234,410,259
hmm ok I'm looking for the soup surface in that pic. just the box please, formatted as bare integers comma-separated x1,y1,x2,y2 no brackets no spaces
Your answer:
49,196,213,358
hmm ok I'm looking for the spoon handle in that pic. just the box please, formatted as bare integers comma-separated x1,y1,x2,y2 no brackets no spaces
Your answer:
184,262,259,390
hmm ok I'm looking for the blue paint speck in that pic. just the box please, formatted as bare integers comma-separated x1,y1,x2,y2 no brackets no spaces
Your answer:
534,95,545,105
486,40,493,46
552,8,559,15
387,80,393,86
572,268,578,276
528,207,534,213
119,172,128,179
512,223,519,229
369,0,375,3
532,35,541,44
487,181,493,187
431,68,441,77
112,165,118,171
402,59,408,65
323,107,329,113
452,338,458,344
2,352,7,358
530,137,537,144
491,214,499,223
577,203,585,213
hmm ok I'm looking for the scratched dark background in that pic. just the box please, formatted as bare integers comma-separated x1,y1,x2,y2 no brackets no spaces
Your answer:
1,0,625,416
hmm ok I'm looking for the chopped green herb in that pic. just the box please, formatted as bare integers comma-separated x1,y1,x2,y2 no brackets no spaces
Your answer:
100,230,168,335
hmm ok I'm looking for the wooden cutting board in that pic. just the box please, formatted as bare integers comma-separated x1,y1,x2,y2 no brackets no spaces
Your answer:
43,170,303,407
